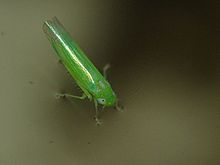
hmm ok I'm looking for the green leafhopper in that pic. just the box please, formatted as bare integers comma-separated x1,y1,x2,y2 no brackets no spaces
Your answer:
43,17,121,124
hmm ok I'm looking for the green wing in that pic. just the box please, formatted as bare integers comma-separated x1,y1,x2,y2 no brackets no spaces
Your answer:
43,17,104,97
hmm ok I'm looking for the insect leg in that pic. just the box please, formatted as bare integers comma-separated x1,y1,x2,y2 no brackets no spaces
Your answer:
115,99,124,112
103,63,111,79
93,99,102,125
56,93,87,100
57,59,62,64
57,60,71,75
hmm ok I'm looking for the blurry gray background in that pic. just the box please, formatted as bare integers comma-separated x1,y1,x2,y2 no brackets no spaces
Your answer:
0,0,220,164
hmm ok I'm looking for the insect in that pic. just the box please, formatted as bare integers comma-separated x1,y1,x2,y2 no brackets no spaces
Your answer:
43,17,121,124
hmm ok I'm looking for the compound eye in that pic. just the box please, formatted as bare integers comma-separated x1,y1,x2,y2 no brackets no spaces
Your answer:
97,98,106,105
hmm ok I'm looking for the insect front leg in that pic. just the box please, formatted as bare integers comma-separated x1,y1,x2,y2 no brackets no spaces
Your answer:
93,99,102,126
115,99,124,112
103,63,111,79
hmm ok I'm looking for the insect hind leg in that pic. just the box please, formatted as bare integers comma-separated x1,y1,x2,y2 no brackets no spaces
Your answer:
56,93,87,100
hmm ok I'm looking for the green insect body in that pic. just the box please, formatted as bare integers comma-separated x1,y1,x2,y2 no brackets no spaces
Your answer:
43,17,118,115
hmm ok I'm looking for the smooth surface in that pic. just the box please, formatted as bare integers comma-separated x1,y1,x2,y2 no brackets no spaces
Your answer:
43,17,116,106
0,0,220,165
